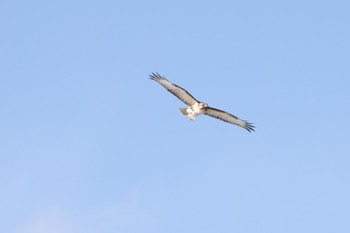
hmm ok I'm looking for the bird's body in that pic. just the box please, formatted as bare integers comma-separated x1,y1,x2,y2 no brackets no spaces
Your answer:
180,102,208,121
149,73,255,132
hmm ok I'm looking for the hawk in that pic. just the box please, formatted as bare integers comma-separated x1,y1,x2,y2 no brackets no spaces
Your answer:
150,73,255,132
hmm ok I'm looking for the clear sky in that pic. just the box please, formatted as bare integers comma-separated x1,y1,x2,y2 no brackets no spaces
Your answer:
1,1,350,233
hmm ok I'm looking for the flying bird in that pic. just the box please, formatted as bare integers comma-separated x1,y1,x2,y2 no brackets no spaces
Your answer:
149,73,255,132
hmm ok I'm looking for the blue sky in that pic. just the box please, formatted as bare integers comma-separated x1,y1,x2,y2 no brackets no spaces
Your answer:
1,0,350,232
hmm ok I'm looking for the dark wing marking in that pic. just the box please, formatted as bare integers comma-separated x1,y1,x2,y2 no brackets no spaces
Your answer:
204,107,255,132
149,72,198,106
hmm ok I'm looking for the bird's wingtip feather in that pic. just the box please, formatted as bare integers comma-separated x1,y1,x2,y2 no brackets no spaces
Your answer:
245,121,255,132
149,72,168,81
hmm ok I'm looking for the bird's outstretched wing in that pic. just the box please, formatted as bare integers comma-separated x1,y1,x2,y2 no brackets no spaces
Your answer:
149,72,198,106
204,107,255,132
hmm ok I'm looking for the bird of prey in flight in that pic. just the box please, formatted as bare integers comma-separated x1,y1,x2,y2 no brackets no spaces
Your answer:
149,73,255,132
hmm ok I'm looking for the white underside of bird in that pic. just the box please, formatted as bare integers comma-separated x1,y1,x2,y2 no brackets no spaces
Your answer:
179,102,208,121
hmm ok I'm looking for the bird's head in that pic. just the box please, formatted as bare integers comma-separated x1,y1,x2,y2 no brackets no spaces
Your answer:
199,102,208,109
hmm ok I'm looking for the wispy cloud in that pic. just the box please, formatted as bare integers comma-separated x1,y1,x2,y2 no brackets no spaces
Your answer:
14,190,156,233
15,208,75,233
